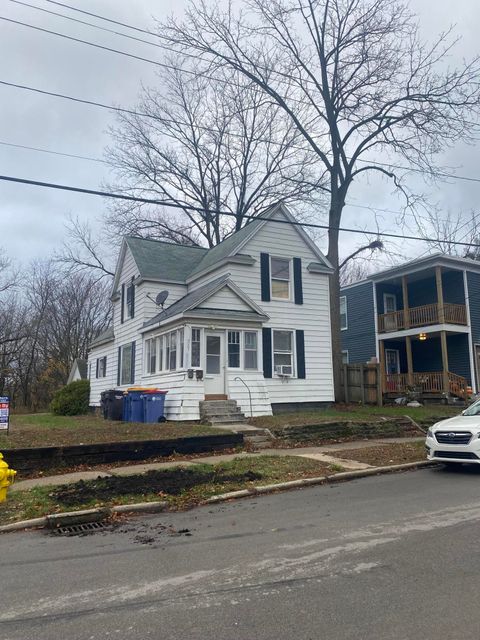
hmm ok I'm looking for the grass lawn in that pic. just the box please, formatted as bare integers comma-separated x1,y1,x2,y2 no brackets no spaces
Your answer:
0,414,223,449
250,404,460,429
329,441,427,466
0,455,337,525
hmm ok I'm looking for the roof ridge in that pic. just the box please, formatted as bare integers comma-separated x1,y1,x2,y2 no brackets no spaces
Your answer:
125,235,208,251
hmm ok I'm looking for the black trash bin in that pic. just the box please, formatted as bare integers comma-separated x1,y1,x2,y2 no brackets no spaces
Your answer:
101,389,124,421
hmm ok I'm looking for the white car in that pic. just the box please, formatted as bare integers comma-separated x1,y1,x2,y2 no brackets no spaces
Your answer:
426,399,480,464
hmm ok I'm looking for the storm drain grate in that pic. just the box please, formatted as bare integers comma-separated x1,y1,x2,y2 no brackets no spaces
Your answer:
53,521,109,536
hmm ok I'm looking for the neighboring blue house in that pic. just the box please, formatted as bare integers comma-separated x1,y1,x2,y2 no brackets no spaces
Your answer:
340,254,480,400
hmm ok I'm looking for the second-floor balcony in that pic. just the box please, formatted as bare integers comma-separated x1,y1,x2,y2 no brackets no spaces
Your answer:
378,302,467,333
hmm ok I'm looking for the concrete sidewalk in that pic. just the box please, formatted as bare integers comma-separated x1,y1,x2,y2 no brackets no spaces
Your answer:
10,437,424,492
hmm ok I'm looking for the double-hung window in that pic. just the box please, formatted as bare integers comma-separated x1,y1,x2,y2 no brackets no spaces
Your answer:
191,328,201,367
178,329,185,369
273,330,294,376
120,343,134,385
340,296,348,330
96,356,107,378
145,338,157,374
271,257,291,299
228,331,241,368
244,332,258,369
165,331,177,371
126,282,135,319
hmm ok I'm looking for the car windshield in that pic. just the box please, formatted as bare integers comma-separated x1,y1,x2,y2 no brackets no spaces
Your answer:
463,400,480,416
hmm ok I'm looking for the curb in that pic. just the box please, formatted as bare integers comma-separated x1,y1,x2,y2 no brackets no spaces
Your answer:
0,460,435,533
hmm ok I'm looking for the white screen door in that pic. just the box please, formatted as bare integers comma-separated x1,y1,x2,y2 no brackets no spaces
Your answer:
204,332,225,394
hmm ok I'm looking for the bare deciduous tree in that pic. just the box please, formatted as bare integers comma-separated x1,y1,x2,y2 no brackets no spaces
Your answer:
417,209,480,258
105,61,326,247
161,0,480,396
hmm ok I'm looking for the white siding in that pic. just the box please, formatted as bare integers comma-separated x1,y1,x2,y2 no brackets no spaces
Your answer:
197,286,252,311
189,212,334,406
88,342,115,406
89,210,333,418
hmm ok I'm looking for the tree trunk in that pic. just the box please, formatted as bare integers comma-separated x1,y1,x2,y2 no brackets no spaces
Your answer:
327,197,344,402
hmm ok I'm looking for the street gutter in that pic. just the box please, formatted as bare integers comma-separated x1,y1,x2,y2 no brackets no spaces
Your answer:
0,460,435,534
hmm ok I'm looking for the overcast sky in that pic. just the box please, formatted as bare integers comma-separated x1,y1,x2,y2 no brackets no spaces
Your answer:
1,0,480,270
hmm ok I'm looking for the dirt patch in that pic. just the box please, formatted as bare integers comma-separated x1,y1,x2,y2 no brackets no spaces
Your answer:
328,442,426,466
51,467,262,507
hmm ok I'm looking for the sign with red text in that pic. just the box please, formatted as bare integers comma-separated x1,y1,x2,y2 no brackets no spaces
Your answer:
0,397,10,432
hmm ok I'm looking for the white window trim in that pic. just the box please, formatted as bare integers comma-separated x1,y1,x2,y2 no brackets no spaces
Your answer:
340,295,348,331
385,348,400,374
119,343,134,386
272,328,296,377
270,256,292,302
341,350,349,365
383,293,397,314
227,330,241,369
244,331,258,371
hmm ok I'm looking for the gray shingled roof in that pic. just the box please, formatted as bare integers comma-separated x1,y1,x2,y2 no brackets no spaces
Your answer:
142,275,265,329
125,236,207,282
187,219,263,278
90,326,114,348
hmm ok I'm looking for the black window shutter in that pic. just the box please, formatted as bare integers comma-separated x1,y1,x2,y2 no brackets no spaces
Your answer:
296,330,306,379
293,257,303,305
95,359,99,379
130,341,136,384
117,347,121,385
262,328,272,378
120,284,125,324
131,281,135,318
260,253,271,302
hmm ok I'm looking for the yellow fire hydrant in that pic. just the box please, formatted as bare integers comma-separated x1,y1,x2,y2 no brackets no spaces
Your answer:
0,453,16,502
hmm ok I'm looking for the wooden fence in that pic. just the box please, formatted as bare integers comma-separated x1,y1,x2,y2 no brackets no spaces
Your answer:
341,363,382,405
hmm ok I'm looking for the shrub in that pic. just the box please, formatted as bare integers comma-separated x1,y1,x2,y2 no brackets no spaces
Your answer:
51,379,90,416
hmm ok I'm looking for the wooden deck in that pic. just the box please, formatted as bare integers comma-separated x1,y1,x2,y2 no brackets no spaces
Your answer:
378,302,467,333
384,371,468,400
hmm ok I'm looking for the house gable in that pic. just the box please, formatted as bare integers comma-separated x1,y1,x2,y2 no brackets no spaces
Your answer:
196,284,256,312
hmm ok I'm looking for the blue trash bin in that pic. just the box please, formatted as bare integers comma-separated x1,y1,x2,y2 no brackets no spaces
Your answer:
143,390,168,423
123,389,149,422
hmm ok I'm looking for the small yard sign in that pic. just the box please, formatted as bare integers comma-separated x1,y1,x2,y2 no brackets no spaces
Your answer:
0,396,10,433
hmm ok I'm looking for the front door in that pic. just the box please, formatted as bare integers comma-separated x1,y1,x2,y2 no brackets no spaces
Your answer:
385,348,400,375
204,331,225,395
383,293,398,330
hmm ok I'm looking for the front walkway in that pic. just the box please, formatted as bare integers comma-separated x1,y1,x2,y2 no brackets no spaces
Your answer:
10,437,424,492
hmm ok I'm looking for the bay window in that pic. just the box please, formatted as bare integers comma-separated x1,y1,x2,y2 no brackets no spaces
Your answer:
145,338,157,374
191,328,201,367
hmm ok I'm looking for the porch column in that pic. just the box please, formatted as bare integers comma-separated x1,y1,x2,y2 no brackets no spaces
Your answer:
379,340,386,394
405,335,414,386
435,266,445,323
402,276,410,329
440,330,449,394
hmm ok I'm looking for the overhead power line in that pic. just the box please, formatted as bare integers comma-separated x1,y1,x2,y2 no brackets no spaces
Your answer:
0,139,105,163
2,173,480,248
9,0,168,50
2,78,480,187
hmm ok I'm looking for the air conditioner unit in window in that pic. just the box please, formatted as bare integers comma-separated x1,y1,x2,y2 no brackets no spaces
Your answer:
275,365,292,377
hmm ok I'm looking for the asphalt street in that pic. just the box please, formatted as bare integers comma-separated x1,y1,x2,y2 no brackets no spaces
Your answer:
2,465,480,639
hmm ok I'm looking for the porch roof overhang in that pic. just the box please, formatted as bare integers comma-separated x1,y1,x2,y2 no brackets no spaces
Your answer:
378,323,470,341
141,308,268,334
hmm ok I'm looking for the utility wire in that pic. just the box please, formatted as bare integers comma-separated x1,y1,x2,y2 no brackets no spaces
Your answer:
0,139,105,163
2,78,480,188
2,173,480,248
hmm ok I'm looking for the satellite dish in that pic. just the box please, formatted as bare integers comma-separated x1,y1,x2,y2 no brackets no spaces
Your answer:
155,290,169,308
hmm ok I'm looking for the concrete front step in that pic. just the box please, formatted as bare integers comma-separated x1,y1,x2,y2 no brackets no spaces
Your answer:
207,416,246,425
200,400,238,409
201,409,244,418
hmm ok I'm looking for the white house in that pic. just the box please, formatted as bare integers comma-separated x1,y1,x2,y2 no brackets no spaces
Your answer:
87,203,334,420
